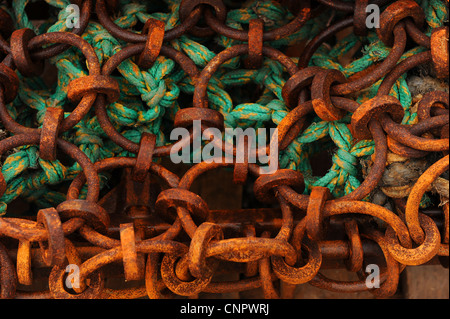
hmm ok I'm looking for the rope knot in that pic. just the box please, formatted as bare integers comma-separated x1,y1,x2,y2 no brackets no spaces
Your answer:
74,126,104,148
332,148,358,177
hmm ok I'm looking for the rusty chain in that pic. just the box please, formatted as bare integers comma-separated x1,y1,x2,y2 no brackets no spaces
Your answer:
0,0,448,299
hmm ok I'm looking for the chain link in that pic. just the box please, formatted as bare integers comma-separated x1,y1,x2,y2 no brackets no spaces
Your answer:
0,0,448,299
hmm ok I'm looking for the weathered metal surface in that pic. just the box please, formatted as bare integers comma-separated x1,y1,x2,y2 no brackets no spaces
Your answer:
0,0,448,300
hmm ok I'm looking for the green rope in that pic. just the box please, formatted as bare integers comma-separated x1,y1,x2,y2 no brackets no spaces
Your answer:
1,0,447,215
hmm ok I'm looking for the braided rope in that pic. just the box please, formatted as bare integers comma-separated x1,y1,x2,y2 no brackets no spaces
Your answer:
0,0,447,215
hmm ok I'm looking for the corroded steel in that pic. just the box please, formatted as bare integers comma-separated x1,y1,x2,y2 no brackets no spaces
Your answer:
0,0,448,300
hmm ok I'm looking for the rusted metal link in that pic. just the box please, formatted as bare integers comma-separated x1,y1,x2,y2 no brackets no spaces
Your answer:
137,18,165,69
1,206,446,298
0,63,19,104
10,28,44,77
39,107,64,162
244,19,264,69
430,26,449,79
0,0,448,300
353,0,370,36
404,19,431,48
377,0,424,46
180,0,228,37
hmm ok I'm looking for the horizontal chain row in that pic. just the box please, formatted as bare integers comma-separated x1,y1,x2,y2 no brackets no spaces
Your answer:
0,0,448,299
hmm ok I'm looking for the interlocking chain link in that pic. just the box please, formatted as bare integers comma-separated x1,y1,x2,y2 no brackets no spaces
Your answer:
0,0,448,299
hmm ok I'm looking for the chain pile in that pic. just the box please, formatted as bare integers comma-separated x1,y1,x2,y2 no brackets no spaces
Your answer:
0,0,448,299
